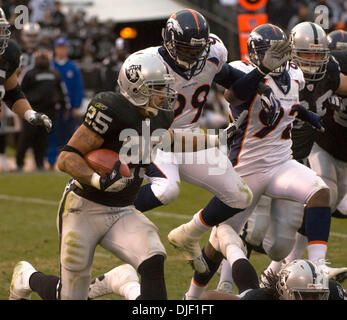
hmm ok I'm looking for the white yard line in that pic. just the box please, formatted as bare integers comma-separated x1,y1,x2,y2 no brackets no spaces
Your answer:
1,194,346,239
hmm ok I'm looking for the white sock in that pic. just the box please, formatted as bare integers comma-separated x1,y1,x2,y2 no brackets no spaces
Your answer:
122,282,141,300
219,258,234,284
286,232,308,261
185,278,207,300
225,246,246,268
307,243,327,263
188,210,210,236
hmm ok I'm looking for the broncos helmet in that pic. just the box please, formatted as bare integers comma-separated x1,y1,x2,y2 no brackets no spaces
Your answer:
118,51,177,112
276,259,330,300
290,22,330,82
327,30,347,51
0,8,10,55
247,23,288,76
162,9,211,78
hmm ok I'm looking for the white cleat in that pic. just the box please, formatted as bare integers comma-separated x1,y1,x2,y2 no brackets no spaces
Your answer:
88,264,139,299
168,224,209,274
217,281,234,293
9,261,36,300
320,265,347,281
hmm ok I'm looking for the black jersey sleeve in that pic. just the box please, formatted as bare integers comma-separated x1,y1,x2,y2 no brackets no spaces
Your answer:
332,49,347,75
3,40,21,78
83,92,119,140
327,56,341,92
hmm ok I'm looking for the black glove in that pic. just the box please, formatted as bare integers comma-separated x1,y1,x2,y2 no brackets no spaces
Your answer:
27,111,52,133
224,110,248,149
98,160,128,192
260,89,281,127
292,104,325,133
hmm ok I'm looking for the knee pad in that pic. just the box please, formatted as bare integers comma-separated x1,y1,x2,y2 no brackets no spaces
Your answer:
222,179,253,209
216,224,247,257
61,231,90,272
150,177,180,205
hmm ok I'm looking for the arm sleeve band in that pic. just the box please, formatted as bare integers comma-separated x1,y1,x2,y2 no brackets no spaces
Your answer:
3,84,26,109
231,68,265,101
60,145,84,158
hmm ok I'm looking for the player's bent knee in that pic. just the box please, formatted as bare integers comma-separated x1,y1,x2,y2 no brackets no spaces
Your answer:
216,224,247,257
233,185,253,209
151,178,180,205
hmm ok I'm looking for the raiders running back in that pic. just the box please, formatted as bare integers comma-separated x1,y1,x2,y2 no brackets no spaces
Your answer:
70,91,174,206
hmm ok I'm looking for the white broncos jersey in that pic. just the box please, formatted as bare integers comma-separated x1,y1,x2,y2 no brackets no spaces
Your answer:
228,60,305,176
139,34,228,131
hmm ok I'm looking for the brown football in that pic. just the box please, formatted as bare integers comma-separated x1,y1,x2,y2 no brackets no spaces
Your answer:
84,149,131,177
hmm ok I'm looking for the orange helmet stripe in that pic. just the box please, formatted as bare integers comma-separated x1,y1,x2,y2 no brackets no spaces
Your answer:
188,9,200,34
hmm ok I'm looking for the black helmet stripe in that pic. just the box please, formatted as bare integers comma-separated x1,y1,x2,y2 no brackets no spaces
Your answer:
306,260,317,281
309,22,319,44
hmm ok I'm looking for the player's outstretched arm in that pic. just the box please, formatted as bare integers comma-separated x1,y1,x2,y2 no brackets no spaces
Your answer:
4,69,52,132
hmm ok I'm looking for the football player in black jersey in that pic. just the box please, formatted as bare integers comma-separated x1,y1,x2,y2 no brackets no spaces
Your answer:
8,51,242,300
200,259,346,300
0,8,52,134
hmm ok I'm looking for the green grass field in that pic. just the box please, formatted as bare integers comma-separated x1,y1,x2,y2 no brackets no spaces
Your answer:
0,171,346,300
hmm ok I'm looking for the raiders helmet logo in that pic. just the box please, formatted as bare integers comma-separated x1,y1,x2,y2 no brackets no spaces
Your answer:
125,64,141,83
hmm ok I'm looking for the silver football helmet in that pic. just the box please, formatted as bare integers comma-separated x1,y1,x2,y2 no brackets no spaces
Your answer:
290,22,330,82
276,259,330,300
0,8,10,55
21,22,41,49
118,52,177,112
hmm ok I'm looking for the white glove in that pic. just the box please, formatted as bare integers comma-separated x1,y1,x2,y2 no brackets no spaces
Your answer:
24,110,52,133
258,40,291,75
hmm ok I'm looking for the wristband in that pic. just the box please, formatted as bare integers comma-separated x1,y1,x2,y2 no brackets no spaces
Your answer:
24,109,36,123
90,172,101,189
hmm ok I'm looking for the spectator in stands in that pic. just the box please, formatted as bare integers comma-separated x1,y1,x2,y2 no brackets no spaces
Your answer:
287,1,309,33
16,49,69,171
101,37,129,92
51,1,66,32
49,37,84,169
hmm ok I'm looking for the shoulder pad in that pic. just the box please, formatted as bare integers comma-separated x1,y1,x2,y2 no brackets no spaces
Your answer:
208,33,228,72
288,62,305,90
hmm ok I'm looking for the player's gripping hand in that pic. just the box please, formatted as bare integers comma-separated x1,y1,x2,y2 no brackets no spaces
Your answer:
224,110,248,149
25,110,52,133
91,160,128,192
292,104,325,133
258,40,291,75
260,89,281,127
